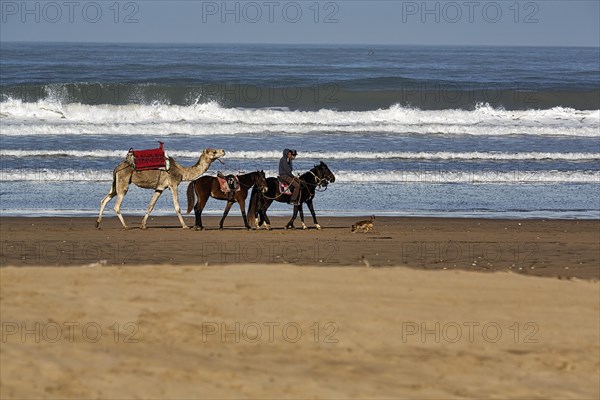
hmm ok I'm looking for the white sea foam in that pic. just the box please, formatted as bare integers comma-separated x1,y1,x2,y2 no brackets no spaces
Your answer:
2,149,599,161
335,170,600,184
0,169,113,182
2,168,598,184
1,99,598,137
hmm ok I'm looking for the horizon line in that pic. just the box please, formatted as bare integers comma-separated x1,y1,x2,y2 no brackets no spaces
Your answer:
1,40,598,49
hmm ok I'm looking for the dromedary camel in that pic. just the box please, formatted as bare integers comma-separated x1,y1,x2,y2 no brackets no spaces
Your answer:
96,148,225,229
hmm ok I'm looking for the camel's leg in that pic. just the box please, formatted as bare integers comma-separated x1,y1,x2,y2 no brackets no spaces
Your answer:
306,199,321,230
113,189,129,229
219,201,235,230
96,187,116,228
170,185,188,229
140,190,163,229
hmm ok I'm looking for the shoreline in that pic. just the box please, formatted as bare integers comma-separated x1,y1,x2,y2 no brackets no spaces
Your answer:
2,210,599,220
1,216,598,280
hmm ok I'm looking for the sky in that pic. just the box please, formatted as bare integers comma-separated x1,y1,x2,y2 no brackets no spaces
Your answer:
0,0,599,47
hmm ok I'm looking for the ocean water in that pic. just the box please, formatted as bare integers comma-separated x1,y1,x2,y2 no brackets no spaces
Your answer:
1,43,599,219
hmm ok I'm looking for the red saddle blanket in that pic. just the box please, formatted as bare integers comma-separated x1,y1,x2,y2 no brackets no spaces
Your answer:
278,180,292,195
217,174,240,193
128,142,166,171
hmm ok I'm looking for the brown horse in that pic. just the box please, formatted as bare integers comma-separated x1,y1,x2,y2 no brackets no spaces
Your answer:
186,171,268,230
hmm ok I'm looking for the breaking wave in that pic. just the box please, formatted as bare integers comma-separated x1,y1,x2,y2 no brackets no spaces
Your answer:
1,99,598,137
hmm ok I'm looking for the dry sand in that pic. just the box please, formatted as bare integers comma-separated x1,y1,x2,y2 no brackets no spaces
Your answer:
1,216,599,398
1,264,598,399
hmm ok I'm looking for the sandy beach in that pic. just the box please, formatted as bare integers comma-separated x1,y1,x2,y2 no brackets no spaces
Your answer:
1,216,599,399
2,17,599,399
1,263,598,399
1,216,598,279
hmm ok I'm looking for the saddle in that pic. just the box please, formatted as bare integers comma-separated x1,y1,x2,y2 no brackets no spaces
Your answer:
217,171,240,193
278,177,292,195
126,141,170,171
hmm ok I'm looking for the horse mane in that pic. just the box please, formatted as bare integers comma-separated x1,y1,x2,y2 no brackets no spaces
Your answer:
299,164,321,181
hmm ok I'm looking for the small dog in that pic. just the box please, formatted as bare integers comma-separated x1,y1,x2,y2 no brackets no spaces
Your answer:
351,215,375,233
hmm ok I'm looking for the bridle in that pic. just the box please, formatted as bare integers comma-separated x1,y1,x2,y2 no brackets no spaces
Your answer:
260,165,332,200
306,167,332,192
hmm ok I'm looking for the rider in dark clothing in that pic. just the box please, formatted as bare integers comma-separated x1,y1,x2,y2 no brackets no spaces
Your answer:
278,149,300,206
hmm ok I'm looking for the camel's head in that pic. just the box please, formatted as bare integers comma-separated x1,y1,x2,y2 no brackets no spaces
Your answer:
203,148,226,162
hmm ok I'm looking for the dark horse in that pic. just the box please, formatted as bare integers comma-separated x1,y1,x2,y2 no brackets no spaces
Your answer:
248,162,335,230
186,171,268,230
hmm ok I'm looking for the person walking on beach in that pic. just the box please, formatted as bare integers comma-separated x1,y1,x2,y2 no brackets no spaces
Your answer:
279,149,300,206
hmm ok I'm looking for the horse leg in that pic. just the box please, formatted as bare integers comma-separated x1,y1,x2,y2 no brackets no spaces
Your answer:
299,205,308,230
170,185,188,229
193,203,203,230
261,199,273,230
306,199,321,230
96,186,116,229
255,213,262,229
236,196,252,229
286,205,299,229
254,195,265,229
248,187,261,229
237,197,251,230
252,203,261,229
194,193,210,231
219,201,234,229
140,190,163,229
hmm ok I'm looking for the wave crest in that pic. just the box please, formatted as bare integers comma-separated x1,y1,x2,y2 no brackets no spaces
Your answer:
1,99,598,137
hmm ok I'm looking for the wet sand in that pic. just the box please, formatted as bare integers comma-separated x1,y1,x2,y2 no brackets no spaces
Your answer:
1,216,598,279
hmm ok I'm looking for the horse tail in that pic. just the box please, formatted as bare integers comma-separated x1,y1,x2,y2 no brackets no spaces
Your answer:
186,181,196,214
248,185,260,221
